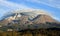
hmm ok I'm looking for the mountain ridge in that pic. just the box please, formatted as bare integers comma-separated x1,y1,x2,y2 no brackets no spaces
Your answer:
0,10,60,30
0,11,59,24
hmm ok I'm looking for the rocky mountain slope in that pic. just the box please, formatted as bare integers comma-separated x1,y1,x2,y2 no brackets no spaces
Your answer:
0,10,60,31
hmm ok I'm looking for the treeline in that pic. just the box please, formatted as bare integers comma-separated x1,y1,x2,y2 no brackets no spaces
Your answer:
0,28,60,36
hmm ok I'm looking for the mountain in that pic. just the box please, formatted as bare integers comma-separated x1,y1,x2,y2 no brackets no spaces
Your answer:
0,10,60,31
32,14,57,24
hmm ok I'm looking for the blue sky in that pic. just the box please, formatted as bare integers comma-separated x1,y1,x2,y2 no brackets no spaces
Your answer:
0,0,60,21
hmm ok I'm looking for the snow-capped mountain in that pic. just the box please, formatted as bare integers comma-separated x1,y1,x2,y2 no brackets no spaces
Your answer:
0,10,59,24
0,10,60,30
1,10,51,21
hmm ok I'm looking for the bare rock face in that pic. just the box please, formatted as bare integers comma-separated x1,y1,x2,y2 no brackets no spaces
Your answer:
19,15,29,24
0,13,59,26
0,19,9,25
33,14,57,24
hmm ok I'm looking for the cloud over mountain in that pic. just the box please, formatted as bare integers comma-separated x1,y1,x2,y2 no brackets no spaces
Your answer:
0,10,60,30
26,0,60,9
0,0,60,21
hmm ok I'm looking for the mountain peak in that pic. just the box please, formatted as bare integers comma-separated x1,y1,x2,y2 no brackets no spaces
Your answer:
0,10,60,30
32,14,57,24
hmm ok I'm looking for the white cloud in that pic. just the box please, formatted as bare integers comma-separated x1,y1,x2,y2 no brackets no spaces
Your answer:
0,0,60,21
0,0,32,10
52,16,60,21
0,0,33,19
26,0,60,9
0,0,33,15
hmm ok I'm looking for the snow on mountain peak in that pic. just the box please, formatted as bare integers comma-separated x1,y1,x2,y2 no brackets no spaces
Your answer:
1,9,52,21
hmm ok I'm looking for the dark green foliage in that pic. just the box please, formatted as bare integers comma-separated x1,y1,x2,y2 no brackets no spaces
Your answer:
0,28,60,36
